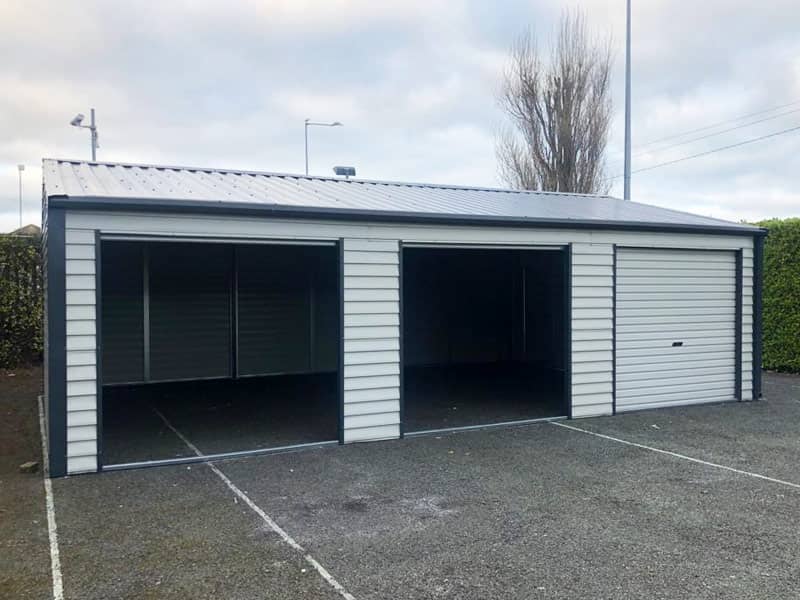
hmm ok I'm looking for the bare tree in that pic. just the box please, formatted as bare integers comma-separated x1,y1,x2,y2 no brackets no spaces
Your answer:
497,12,613,194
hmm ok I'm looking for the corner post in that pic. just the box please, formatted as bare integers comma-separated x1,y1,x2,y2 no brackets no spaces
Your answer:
46,207,67,477
753,235,764,399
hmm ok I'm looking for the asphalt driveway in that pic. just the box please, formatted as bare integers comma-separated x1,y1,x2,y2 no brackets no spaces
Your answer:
3,369,799,599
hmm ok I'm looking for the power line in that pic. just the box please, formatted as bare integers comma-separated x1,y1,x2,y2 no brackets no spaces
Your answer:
637,98,800,149
634,106,800,159
605,123,800,181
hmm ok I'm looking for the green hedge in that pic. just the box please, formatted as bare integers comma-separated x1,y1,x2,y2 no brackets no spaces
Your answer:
0,234,43,367
758,218,800,373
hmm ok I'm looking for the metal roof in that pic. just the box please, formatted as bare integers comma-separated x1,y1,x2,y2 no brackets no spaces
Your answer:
43,159,763,235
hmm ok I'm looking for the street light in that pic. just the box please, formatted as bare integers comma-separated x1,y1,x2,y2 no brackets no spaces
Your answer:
304,118,342,175
17,164,24,228
623,0,632,200
70,108,99,161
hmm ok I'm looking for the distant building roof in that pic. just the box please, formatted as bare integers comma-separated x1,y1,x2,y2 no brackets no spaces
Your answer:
8,224,41,236
43,159,763,236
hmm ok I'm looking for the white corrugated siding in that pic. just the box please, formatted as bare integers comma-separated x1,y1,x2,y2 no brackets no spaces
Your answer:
615,248,737,411
342,239,401,442
741,247,754,400
59,210,757,472
64,228,98,473
571,244,615,417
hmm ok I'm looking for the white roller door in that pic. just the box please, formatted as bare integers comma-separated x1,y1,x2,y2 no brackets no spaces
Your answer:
615,248,737,411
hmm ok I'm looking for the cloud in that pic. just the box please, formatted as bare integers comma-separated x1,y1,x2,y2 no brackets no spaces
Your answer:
1,0,798,231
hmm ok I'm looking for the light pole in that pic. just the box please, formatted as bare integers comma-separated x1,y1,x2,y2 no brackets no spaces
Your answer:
70,108,99,161
623,0,632,200
17,164,24,227
304,119,342,175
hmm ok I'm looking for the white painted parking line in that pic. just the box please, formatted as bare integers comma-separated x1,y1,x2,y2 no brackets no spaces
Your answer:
152,408,356,600
552,421,800,491
37,395,64,600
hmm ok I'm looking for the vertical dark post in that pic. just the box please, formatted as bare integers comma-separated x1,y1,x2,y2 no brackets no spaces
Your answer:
95,233,104,469
231,244,238,379
308,265,315,372
611,245,617,415
753,235,765,399
142,244,151,382
521,261,527,357
735,249,743,401
338,240,345,444
46,207,67,477
398,242,405,438
564,244,573,419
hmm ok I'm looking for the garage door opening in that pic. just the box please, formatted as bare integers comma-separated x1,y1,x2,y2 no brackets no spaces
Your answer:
402,246,568,433
99,240,340,467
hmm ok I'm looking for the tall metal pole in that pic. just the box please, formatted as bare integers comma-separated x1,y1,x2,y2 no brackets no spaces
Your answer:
17,164,24,227
304,119,309,175
623,0,632,200
90,108,98,162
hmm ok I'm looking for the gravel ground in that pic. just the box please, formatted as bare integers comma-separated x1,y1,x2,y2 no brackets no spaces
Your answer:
2,369,799,599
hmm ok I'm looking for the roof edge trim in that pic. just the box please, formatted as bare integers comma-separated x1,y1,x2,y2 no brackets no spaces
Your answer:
47,195,767,237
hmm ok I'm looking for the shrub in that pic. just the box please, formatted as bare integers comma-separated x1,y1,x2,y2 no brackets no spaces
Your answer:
758,218,800,373
0,234,42,367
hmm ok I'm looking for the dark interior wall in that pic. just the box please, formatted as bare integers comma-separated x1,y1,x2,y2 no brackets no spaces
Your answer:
149,243,232,381
100,241,338,385
520,251,565,369
237,245,337,376
101,242,144,384
403,248,564,369
403,249,514,366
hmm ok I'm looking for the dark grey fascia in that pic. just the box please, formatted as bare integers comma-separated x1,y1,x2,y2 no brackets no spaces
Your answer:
47,195,768,238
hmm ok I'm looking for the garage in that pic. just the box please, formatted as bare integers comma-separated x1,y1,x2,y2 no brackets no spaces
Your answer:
42,158,764,476
615,248,740,412
99,239,341,467
402,246,568,432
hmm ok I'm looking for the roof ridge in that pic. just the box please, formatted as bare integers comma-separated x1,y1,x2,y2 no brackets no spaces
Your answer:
42,158,612,199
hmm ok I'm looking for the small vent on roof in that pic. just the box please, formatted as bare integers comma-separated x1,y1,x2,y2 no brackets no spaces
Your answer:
333,166,356,179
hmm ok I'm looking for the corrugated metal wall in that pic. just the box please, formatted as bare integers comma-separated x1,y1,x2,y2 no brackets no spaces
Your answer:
237,245,337,376
148,243,232,381
62,209,757,474
571,243,615,418
521,251,565,369
64,229,99,473
741,246,754,400
100,241,338,385
342,239,401,442
237,245,308,376
100,242,144,384
615,248,737,411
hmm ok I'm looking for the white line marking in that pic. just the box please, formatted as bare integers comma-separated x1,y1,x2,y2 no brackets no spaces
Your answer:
552,421,800,490
37,395,64,600
152,408,356,600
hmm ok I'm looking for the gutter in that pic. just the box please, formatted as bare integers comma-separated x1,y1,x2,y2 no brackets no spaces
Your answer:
47,195,767,238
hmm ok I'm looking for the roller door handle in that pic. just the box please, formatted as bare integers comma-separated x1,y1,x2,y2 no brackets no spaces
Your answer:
671,341,684,347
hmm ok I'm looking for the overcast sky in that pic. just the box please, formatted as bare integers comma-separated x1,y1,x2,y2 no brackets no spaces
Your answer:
2,0,799,231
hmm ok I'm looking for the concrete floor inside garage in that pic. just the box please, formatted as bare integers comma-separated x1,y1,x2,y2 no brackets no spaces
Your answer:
101,374,339,466
403,363,564,432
